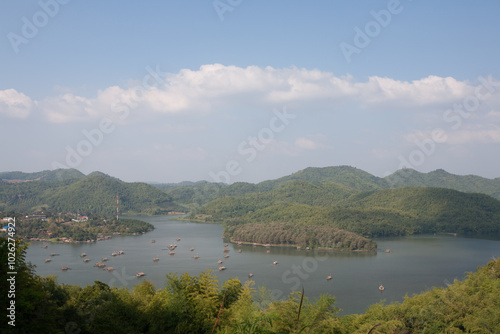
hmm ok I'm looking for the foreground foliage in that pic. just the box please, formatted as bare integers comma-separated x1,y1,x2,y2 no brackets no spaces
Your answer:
1,238,499,333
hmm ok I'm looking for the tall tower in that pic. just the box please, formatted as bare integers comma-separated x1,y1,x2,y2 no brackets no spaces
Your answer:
116,195,119,220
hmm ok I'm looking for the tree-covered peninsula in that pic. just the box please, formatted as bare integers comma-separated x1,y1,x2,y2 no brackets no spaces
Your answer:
3,213,153,242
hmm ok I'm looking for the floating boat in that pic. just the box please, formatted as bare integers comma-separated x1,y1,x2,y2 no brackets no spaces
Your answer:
118,250,125,255
176,238,181,241
248,273,254,278
42,245,48,249
237,249,242,253
379,285,385,291
104,267,114,271
224,254,230,258
50,253,56,256
193,254,199,259
223,248,230,252
61,266,70,270
45,258,51,263
95,262,106,268
83,258,90,262
102,257,108,262
80,253,87,257
153,257,159,262
169,251,175,255
136,272,145,277
111,252,118,256
273,261,278,265
151,239,156,243
217,259,223,264
218,266,226,271
326,275,332,280
190,248,195,251
384,249,391,253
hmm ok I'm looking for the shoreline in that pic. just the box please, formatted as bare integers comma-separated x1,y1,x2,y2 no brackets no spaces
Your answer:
228,239,377,252
23,231,149,244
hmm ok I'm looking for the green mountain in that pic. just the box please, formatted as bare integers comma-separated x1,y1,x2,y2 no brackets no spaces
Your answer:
0,171,183,215
197,182,500,239
0,168,85,182
155,166,388,206
158,166,500,206
257,165,388,191
386,168,500,199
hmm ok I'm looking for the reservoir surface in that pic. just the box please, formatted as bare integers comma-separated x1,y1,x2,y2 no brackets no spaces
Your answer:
25,215,500,314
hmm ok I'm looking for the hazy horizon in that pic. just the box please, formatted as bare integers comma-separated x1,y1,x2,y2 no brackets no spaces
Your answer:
1,165,499,186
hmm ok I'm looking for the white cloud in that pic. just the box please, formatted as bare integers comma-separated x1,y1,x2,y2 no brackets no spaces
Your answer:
295,134,328,150
446,125,500,144
0,89,33,118
405,125,500,145
486,110,500,120
295,137,319,150
359,75,470,106
39,93,92,123
2,65,500,123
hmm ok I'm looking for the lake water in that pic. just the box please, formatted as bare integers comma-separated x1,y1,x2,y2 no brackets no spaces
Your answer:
25,216,500,315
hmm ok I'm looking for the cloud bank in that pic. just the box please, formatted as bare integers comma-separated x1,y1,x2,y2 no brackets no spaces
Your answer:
2,64,496,124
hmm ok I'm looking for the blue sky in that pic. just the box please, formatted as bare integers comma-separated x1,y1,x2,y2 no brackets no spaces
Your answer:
1,0,500,183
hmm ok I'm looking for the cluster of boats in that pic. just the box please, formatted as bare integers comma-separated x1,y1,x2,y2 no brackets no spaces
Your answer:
42,245,122,272
42,238,387,291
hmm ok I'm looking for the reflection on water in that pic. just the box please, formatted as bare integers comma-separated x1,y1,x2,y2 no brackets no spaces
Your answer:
26,216,500,314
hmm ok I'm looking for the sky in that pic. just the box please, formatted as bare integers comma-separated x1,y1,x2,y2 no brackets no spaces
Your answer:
1,0,500,183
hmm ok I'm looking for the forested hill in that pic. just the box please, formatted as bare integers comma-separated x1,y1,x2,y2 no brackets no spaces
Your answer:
0,172,184,215
256,165,387,191
386,168,500,199
196,184,500,240
155,166,500,206
0,168,85,182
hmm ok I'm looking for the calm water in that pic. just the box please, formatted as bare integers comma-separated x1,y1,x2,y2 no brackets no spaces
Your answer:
26,216,500,314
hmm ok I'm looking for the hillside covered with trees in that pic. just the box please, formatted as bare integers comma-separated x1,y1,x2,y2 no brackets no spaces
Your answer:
158,165,500,205
0,171,184,216
194,183,500,242
2,239,499,333
13,215,154,242
3,166,499,250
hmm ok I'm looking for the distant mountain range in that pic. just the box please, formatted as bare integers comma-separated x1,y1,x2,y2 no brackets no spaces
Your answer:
1,166,499,219
0,170,182,215
151,166,500,206
2,166,499,250
0,169,85,182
